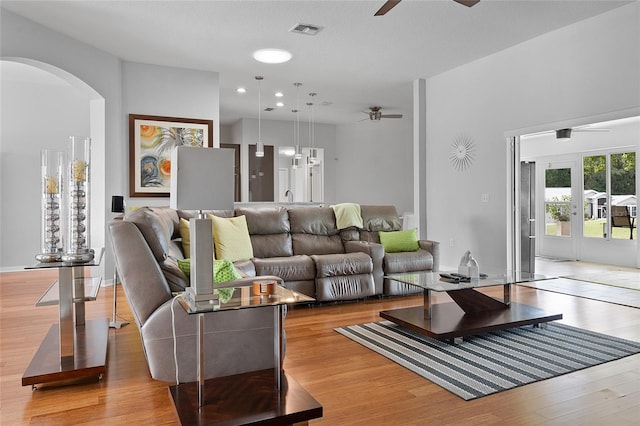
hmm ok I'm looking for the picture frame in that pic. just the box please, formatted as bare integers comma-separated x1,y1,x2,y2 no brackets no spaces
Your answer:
129,114,213,197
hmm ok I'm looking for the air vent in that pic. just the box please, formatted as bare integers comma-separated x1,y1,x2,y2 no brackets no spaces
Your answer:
289,23,323,36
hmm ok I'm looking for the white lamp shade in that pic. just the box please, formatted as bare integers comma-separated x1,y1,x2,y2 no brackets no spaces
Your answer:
170,146,235,211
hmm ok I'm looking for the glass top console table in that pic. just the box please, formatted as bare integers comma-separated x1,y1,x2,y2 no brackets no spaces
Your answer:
22,249,108,388
381,271,562,342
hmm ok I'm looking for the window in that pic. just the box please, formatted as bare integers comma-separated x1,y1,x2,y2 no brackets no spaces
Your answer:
583,155,606,238
583,152,636,240
611,152,636,240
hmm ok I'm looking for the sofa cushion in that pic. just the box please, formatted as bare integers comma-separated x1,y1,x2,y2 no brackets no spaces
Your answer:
211,215,254,262
315,275,375,302
236,207,290,234
379,228,419,253
384,248,434,273
160,257,190,292
361,205,402,232
292,234,345,255
125,207,179,262
233,259,256,277
251,234,294,259
311,252,372,277
289,207,344,255
253,255,315,281
237,206,293,258
289,207,338,235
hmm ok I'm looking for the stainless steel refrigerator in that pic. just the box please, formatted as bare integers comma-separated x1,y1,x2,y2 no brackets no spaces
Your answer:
520,161,536,273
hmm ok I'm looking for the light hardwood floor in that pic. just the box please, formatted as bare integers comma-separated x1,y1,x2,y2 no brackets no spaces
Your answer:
1,269,639,425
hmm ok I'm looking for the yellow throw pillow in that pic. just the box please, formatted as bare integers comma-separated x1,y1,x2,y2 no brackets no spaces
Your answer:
179,218,191,258
210,215,254,262
179,217,217,260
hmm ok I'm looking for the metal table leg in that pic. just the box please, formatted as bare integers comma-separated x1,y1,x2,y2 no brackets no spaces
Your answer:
58,268,74,366
197,313,205,407
423,288,431,319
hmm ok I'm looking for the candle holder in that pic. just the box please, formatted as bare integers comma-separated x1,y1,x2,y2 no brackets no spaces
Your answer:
62,136,94,263
36,149,65,262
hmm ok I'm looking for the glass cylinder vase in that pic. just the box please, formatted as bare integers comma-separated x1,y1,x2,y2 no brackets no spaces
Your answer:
62,136,94,263
36,149,65,262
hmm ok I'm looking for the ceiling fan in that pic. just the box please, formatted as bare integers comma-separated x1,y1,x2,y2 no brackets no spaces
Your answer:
375,0,480,16
363,106,403,121
528,125,610,139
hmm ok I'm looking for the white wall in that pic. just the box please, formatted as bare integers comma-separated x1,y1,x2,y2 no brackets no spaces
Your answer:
1,9,120,274
231,117,337,204
227,115,414,213
424,3,640,270
0,10,221,277
335,118,413,215
0,64,91,268
121,61,220,210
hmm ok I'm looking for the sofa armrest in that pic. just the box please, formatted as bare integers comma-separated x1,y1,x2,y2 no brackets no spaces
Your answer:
142,297,281,382
344,240,384,294
418,239,440,272
109,220,172,327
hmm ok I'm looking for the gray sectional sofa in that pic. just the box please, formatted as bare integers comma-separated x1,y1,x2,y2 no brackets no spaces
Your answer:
121,204,440,301
109,204,439,381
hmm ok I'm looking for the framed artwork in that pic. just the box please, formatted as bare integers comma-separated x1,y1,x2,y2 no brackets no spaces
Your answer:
129,114,213,197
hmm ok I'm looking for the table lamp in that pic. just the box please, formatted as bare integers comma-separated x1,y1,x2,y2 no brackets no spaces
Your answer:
170,146,234,307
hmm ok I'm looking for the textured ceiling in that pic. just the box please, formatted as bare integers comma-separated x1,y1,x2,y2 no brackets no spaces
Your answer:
2,0,630,124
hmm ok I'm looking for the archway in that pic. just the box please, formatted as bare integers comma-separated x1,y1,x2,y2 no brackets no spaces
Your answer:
0,57,105,272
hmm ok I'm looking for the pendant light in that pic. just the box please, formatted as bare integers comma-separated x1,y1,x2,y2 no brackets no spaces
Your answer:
255,76,264,157
294,83,302,160
308,92,318,163
291,108,300,169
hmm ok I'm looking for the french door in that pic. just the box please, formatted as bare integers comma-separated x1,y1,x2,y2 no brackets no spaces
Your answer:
539,159,581,260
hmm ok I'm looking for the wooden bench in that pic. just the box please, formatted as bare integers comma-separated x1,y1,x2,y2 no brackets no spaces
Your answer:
611,205,636,240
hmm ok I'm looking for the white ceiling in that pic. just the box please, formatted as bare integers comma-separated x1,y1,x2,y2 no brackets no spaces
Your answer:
1,0,631,125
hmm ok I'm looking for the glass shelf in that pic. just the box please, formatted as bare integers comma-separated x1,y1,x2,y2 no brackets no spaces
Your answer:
26,248,104,270
35,276,103,307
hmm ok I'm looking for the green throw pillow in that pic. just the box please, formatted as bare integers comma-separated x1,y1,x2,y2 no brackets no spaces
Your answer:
378,228,419,253
177,258,242,283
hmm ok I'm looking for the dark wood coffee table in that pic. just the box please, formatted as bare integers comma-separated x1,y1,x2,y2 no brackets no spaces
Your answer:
381,271,562,342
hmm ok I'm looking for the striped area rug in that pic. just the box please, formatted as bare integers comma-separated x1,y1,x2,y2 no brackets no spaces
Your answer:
335,321,640,400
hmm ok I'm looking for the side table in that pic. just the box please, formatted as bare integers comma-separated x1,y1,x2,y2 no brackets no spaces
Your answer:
169,284,323,425
22,249,109,389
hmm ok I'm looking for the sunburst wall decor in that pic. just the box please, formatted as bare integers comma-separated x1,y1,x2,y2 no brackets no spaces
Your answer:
449,134,475,171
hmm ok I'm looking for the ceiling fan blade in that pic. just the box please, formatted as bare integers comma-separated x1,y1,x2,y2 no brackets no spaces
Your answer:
374,0,401,16
380,114,403,119
453,0,480,7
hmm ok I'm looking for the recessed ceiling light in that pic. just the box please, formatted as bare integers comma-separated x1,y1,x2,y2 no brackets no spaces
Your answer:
253,48,292,64
276,102,284,107
237,87,246,93
275,92,284,97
